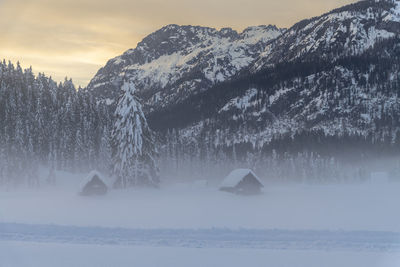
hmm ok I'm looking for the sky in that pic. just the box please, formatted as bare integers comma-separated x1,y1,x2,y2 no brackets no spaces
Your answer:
0,0,356,87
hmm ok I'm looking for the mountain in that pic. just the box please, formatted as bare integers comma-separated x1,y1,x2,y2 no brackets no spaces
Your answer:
164,36,400,149
145,1,400,154
86,24,284,110
252,0,400,70
88,0,400,171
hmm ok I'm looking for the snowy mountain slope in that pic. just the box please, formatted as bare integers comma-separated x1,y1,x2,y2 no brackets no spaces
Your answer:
252,0,400,71
86,24,284,110
149,35,400,153
142,1,400,151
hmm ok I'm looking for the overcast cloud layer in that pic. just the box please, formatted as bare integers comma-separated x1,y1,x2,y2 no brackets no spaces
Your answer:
0,0,355,86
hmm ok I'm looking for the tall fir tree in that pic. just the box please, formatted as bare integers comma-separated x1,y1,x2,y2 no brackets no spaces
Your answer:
112,80,159,188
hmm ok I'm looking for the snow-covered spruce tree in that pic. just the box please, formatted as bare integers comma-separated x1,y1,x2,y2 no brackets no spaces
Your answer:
112,80,159,188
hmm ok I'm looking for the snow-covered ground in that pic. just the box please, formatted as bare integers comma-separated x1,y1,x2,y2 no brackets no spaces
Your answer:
2,222,400,251
1,171,400,266
2,241,400,267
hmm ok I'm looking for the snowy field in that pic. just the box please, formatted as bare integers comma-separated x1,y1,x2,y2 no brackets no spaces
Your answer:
2,241,400,267
1,171,400,266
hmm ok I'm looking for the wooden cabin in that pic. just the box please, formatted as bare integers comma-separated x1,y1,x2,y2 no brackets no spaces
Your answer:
79,171,108,196
220,169,263,195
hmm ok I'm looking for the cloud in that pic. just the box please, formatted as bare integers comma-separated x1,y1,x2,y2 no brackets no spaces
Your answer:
0,0,356,87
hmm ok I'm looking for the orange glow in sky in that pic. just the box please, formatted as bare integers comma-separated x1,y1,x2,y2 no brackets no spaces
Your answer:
0,0,356,87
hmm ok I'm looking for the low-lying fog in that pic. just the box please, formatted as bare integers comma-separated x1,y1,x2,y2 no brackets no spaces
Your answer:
1,167,399,231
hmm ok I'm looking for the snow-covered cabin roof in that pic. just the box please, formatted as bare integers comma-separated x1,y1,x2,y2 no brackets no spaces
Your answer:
220,169,263,188
79,170,111,192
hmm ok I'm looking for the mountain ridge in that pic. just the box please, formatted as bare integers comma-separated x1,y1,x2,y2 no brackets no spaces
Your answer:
87,0,400,158
252,0,400,71
86,24,285,110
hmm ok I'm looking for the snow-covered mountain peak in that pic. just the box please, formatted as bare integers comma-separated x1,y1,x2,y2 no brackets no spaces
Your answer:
240,25,284,44
87,24,284,109
252,0,400,71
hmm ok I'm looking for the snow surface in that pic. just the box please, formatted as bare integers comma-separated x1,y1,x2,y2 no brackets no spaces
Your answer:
3,241,399,267
1,171,400,266
219,88,258,113
2,223,400,251
220,169,262,188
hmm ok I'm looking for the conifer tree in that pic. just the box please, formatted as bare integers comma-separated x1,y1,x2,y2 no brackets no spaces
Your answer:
112,80,159,188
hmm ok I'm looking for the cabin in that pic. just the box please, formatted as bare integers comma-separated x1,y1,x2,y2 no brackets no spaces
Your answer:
79,170,108,196
220,169,263,195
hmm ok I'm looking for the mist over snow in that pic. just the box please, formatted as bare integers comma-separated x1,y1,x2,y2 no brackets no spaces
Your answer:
1,168,400,231
1,167,400,266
